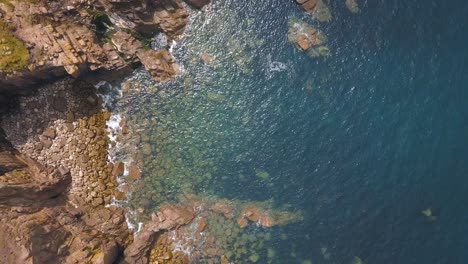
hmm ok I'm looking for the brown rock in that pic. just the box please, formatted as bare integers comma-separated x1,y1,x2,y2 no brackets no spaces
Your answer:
137,49,179,82
112,162,125,178
237,216,248,228
197,217,208,232
127,164,141,181
210,200,234,219
296,0,332,22
40,138,53,149
111,31,143,61
90,241,118,264
242,207,261,222
114,191,127,201
259,216,274,227
300,0,317,13
296,35,312,50
221,255,229,264
42,128,56,139
201,53,213,64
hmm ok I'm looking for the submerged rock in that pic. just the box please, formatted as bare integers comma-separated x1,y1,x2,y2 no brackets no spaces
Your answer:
295,0,332,22
201,53,214,64
288,18,330,58
207,91,226,103
352,256,364,264
422,208,437,221
184,0,211,9
255,169,270,180
346,0,361,13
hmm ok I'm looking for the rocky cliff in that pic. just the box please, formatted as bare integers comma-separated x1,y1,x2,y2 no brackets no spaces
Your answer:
0,0,211,263
0,0,210,91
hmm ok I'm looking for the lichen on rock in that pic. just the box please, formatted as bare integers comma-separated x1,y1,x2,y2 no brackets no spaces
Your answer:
0,21,29,73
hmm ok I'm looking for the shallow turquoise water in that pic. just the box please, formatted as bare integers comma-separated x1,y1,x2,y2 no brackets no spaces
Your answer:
113,0,468,263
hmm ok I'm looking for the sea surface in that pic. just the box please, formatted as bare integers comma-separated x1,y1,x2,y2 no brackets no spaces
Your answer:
110,0,468,263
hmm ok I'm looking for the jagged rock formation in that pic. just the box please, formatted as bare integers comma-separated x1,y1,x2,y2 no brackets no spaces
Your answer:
0,79,131,264
112,31,179,82
124,194,303,264
0,202,129,264
295,0,332,22
0,0,200,90
288,17,330,58
0,0,214,260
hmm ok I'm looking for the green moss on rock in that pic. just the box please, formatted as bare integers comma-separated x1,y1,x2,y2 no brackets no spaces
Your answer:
0,22,29,73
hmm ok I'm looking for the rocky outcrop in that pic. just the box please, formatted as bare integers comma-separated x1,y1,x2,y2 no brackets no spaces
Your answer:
112,31,179,82
345,0,360,13
0,0,192,91
123,194,303,264
123,203,197,264
0,128,25,174
0,79,131,264
295,0,332,22
1,126,71,205
288,18,330,58
0,204,129,264
0,162,70,206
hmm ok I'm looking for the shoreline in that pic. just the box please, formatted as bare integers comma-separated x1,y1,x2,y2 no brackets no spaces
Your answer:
0,0,341,262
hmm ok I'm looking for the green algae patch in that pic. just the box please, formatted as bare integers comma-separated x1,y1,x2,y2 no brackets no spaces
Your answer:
351,256,364,264
0,0,38,10
255,169,270,180
207,91,226,103
421,207,437,221
0,23,29,73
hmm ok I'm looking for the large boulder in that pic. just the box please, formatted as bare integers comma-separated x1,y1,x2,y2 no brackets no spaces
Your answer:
295,0,332,22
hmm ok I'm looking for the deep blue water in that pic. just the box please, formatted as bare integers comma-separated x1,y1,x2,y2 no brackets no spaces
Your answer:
116,0,468,262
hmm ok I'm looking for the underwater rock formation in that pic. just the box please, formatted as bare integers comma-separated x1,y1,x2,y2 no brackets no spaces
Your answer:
124,194,303,263
288,18,330,58
346,0,360,13
295,0,332,22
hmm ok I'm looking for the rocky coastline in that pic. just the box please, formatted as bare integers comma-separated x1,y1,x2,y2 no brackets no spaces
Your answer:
0,0,209,262
0,0,360,263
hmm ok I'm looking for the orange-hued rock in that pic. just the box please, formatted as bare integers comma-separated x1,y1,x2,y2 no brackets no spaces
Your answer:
239,203,304,228
127,163,141,181
243,207,262,222
114,190,127,201
0,0,188,89
221,255,229,264
201,53,214,64
295,0,332,22
288,18,329,57
137,49,180,83
197,217,208,232
237,216,248,228
112,161,125,178
259,216,274,227
296,35,312,50
210,199,235,219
